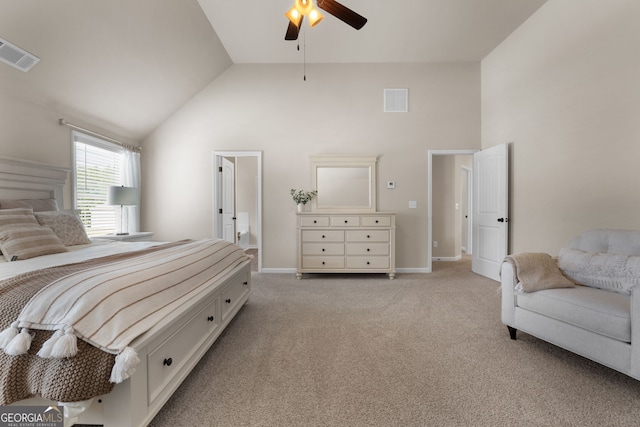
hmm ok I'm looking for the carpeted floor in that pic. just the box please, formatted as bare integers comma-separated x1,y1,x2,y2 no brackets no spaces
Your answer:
149,259,640,426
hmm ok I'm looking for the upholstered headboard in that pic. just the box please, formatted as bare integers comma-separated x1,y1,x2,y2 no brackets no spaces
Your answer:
0,157,70,208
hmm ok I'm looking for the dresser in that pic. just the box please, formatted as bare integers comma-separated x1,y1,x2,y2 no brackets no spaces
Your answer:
296,212,396,279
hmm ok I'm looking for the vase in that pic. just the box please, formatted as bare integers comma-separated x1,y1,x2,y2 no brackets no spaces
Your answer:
297,203,305,212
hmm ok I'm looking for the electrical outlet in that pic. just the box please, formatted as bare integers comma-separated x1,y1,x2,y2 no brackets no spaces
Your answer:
433,240,438,248
409,201,417,208
387,181,396,189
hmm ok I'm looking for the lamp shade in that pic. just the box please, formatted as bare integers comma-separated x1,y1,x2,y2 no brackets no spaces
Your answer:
107,186,137,206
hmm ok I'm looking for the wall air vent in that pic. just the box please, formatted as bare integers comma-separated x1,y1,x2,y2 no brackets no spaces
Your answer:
384,88,408,113
0,37,39,72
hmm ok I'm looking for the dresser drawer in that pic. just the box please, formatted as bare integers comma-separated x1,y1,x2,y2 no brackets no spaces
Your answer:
299,216,330,227
303,243,345,256
331,216,360,227
346,230,390,242
302,230,344,242
346,256,390,269
346,242,389,256
302,256,345,269
147,294,219,405
361,216,391,227
221,275,251,321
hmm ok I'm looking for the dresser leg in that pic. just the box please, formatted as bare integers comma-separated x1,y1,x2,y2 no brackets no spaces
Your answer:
389,272,396,279
296,272,302,280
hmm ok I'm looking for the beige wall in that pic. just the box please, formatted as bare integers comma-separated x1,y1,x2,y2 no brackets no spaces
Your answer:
482,0,640,255
142,63,481,270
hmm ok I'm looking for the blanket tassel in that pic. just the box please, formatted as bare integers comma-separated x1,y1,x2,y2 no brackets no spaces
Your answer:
50,327,78,358
37,329,65,358
110,346,140,383
0,321,20,349
3,325,32,356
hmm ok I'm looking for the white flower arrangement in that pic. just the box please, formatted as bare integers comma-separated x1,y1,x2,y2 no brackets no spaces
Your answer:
290,189,317,205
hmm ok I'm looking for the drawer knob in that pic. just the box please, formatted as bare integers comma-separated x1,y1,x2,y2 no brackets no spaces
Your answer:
322,235,326,238
344,220,348,224
313,220,317,223
367,235,371,239
367,248,370,252
322,261,326,265
226,298,231,304
367,261,371,265
163,358,173,366
322,248,325,252
208,316,214,322
375,220,379,223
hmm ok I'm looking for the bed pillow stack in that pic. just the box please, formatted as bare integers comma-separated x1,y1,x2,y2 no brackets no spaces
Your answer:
0,208,68,261
34,210,91,246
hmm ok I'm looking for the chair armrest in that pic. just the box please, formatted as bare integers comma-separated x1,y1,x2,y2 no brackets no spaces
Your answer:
631,285,640,377
501,261,517,327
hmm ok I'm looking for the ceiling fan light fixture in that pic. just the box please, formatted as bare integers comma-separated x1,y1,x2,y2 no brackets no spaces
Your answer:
285,7,302,25
308,9,324,27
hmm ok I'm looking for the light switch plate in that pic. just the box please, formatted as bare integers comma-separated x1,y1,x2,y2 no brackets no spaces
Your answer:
409,201,417,208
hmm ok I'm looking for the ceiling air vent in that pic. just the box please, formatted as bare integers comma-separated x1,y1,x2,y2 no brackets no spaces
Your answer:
384,88,408,113
0,38,39,72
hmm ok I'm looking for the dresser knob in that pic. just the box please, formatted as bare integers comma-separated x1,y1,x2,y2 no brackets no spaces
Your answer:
367,248,370,252
163,358,173,366
226,298,231,304
367,261,371,265
375,220,379,223
344,220,348,224
313,220,317,223
322,235,326,238
322,248,325,252
367,235,371,239
208,316,214,322
322,261,326,265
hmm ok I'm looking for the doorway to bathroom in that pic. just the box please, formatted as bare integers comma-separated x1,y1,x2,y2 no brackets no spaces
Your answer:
213,151,262,272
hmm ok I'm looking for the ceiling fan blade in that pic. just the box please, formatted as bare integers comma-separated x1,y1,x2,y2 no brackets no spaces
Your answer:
285,16,303,40
317,0,367,30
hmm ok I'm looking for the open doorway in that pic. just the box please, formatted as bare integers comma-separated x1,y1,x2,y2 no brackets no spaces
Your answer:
213,151,262,272
427,149,477,272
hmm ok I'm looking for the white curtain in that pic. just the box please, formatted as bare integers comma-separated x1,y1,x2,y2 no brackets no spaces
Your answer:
123,150,141,233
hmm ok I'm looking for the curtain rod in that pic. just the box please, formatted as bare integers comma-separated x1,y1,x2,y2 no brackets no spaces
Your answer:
58,119,142,152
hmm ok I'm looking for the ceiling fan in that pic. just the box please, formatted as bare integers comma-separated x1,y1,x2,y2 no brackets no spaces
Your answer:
284,0,367,41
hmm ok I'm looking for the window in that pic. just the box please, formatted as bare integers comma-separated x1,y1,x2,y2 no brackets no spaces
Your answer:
73,131,124,236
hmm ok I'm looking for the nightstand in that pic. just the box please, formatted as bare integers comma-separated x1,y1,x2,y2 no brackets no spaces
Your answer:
92,231,154,242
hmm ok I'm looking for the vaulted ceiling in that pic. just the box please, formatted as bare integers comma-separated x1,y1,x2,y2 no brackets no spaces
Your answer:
0,0,546,141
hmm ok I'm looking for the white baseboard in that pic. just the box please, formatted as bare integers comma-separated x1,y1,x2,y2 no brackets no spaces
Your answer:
259,267,433,274
432,255,462,262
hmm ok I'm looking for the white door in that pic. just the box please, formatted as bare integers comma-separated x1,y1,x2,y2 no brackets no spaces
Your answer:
221,158,235,243
472,143,509,281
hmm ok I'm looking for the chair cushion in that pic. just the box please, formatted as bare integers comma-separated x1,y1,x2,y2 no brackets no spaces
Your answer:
516,286,631,342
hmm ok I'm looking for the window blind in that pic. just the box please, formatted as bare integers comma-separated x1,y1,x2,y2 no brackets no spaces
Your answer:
73,131,124,236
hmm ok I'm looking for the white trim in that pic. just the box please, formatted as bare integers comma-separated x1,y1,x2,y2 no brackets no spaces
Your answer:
427,149,478,274
213,151,263,273
432,255,462,262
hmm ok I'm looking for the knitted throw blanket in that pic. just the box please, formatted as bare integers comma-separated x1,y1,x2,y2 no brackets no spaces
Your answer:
0,238,249,384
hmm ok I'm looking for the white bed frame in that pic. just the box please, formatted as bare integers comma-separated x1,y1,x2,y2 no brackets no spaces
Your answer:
0,157,252,427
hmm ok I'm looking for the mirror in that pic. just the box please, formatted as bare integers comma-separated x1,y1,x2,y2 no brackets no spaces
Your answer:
311,154,377,212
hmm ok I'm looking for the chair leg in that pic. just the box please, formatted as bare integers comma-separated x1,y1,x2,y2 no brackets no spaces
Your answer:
507,326,517,340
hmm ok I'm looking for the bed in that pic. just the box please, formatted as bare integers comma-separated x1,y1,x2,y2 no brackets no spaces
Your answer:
0,157,252,426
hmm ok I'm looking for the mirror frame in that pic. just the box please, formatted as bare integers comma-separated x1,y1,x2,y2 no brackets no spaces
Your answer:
310,154,378,212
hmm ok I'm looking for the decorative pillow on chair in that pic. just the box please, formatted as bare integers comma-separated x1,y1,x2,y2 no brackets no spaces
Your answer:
0,208,38,228
0,225,67,261
35,210,91,246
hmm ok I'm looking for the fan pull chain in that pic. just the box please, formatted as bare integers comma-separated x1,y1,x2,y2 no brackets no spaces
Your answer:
303,26,307,81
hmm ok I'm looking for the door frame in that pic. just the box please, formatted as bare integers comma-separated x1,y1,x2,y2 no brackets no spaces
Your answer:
213,151,263,272
427,149,478,273
461,165,473,255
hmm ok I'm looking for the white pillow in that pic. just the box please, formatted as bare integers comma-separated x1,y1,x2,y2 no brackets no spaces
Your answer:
558,248,640,295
